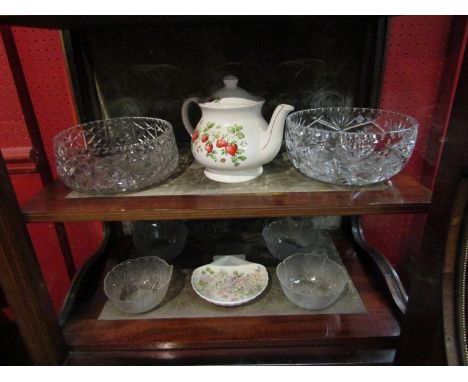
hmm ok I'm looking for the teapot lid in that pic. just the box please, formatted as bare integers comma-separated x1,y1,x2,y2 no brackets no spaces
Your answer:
202,75,262,107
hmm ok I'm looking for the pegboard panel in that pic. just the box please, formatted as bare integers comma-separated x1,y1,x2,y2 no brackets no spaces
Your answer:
363,16,458,268
380,16,452,183
12,27,102,311
11,27,79,177
0,35,31,148
0,27,102,312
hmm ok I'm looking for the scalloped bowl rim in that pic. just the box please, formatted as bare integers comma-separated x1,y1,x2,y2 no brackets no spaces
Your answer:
286,107,419,136
103,256,173,303
276,253,348,298
53,116,175,152
262,219,319,238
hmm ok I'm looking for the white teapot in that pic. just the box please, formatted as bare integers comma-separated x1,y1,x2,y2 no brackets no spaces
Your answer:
181,75,294,183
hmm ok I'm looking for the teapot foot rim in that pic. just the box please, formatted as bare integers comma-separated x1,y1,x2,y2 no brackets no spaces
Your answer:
204,166,263,183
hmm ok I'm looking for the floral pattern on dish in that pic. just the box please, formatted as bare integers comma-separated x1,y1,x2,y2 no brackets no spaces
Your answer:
191,257,269,307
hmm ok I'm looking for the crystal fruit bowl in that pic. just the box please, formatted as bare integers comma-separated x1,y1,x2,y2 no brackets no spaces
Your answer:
104,256,173,314
133,220,188,261
54,117,179,194
276,252,348,310
262,218,323,260
285,108,418,186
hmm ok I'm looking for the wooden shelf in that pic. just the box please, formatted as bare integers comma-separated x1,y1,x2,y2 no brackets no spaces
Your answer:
22,174,431,223
61,230,401,365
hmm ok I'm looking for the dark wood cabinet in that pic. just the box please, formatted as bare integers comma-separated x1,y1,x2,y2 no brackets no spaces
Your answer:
0,16,467,365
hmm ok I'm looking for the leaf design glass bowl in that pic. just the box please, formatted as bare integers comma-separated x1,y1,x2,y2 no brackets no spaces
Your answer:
276,252,348,310
133,221,188,261
262,218,323,260
103,256,173,314
53,117,179,194
285,108,418,186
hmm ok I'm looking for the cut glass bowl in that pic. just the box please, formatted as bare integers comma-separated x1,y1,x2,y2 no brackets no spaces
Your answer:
262,218,323,260
103,256,173,314
54,117,179,194
285,108,418,186
133,220,188,261
276,252,348,310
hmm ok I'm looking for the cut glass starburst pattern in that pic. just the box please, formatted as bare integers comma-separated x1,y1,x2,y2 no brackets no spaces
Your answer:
285,108,418,186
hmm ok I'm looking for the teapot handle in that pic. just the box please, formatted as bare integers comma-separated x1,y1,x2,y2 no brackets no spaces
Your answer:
181,97,200,136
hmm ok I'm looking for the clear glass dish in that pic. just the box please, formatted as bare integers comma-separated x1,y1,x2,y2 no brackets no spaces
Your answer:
276,252,348,310
54,117,179,194
285,107,418,186
262,218,324,260
132,221,188,261
103,256,173,314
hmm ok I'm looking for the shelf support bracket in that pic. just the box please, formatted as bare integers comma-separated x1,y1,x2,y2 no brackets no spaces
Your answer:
350,215,408,315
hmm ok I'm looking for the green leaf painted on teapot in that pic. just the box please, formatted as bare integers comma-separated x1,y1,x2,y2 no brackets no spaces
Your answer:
193,122,248,166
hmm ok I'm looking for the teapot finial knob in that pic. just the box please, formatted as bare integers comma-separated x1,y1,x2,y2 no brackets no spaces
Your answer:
223,75,238,89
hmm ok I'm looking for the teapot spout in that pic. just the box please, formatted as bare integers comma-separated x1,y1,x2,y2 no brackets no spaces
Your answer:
259,104,295,164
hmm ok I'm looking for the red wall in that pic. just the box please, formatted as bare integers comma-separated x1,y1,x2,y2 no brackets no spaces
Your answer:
363,16,467,271
0,28,102,312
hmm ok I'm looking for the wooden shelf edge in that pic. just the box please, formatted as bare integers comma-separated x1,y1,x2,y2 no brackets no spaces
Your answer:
22,175,432,223
64,348,396,365
63,313,400,351
25,204,430,223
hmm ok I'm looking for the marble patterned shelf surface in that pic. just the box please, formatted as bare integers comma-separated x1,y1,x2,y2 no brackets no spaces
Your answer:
68,152,387,199
99,233,366,320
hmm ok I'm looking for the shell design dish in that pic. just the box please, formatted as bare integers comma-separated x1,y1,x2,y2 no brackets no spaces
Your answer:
191,255,269,307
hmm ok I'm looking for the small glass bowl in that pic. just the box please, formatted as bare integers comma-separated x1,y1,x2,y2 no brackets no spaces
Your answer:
54,117,179,194
276,252,348,310
132,221,188,261
103,256,173,314
262,218,323,260
285,107,418,186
